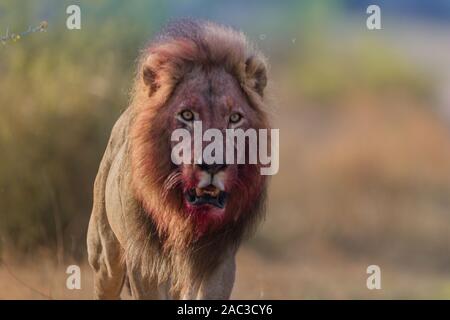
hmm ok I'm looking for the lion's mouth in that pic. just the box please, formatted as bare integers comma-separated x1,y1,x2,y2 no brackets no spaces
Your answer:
185,185,228,209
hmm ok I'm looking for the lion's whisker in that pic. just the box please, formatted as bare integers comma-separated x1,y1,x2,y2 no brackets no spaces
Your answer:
162,171,182,199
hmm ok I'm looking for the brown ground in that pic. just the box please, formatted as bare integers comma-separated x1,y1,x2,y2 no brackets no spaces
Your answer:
2,91,450,300
1,245,450,300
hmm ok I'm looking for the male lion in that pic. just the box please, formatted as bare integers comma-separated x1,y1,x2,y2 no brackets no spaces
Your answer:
87,19,271,299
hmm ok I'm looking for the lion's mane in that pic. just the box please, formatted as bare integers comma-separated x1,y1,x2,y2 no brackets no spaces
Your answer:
125,19,270,292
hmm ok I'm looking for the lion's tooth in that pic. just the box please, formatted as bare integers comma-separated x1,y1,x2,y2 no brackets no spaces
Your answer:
195,188,204,196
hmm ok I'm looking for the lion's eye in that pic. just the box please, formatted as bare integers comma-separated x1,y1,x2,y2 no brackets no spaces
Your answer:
180,110,194,121
229,113,242,124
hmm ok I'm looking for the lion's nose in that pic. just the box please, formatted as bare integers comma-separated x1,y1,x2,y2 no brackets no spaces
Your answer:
197,163,227,174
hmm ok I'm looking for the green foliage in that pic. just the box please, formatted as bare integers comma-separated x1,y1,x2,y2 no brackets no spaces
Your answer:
288,36,432,104
0,1,433,258
0,1,165,256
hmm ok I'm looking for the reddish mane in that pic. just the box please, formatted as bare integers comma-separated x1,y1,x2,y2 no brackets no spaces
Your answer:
129,19,270,250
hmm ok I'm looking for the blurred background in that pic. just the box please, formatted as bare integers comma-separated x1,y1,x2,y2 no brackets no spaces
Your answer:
1,0,450,299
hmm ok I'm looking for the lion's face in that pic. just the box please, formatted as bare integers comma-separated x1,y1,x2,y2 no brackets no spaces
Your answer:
131,23,270,238
151,66,266,228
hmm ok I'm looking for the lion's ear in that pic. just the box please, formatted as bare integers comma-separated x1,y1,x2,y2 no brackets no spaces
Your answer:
141,47,187,97
142,65,160,96
245,55,267,97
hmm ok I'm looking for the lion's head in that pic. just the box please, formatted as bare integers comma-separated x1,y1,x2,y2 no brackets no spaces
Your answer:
130,19,270,247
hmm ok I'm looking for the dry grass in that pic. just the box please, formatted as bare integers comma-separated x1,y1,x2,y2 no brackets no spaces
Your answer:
1,1,449,300
2,246,450,300
2,92,450,300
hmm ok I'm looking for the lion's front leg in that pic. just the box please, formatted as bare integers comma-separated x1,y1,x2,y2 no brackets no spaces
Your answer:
126,262,170,299
87,208,126,300
194,251,236,300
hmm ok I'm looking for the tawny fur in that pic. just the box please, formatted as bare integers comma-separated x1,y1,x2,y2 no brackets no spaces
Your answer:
87,19,270,299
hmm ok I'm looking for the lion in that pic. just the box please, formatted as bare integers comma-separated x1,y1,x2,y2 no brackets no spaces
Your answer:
87,19,271,299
